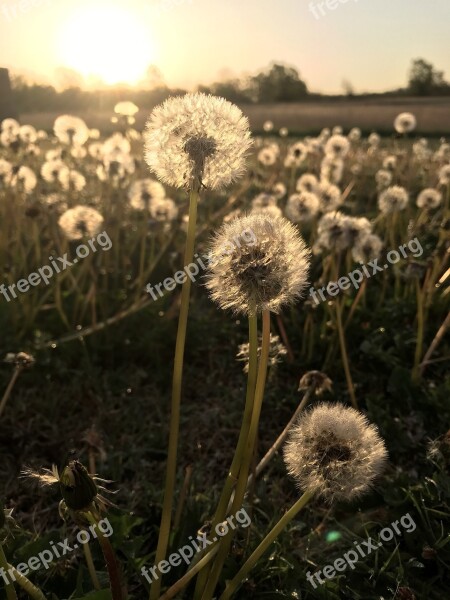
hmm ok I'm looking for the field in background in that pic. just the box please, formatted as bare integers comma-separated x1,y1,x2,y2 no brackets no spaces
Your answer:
21,97,450,135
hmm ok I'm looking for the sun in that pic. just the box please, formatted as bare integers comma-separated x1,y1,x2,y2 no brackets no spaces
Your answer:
58,5,155,86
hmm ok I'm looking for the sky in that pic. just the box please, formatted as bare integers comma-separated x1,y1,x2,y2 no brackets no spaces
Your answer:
0,0,449,93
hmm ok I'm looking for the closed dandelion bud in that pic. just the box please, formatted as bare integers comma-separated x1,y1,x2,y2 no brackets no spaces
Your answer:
59,461,98,512
298,371,332,395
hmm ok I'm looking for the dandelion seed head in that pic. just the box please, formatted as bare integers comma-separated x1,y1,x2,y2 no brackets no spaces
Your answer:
144,93,252,190
285,192,320,223
416,188,442,210
378,185,409,214
394,112,417,134
54,115,89,146
206,213,311,315
283,403,388,503
58,206,104,240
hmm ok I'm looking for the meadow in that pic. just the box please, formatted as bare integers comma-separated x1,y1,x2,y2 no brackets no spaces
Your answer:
20,97,450,137
0,99,449,600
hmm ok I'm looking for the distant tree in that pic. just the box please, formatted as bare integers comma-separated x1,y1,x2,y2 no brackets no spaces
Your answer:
249,63,308,102
408,58,447,95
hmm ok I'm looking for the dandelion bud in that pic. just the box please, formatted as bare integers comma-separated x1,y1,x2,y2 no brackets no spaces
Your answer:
59,461,98,512
298,371,332,395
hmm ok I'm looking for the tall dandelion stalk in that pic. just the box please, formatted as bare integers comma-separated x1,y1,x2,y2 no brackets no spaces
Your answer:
143,93,252,600
195,213,311,599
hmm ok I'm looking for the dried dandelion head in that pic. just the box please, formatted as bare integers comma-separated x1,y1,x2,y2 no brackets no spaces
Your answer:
296,173,319,194
54,115,89,146
416,188,442,210
205,213,311,315
128,178,166,211
58,206,104,240
378,185,409,214
324,135,350,159
394,112,417,134
285,192,320,223
438,164,450,186
298,371,332,396
114,101,139,117
317,181,343,212
352,233,383,263
237,334,287,373
283,403,388,503
144,93,252,190
4,352,35,368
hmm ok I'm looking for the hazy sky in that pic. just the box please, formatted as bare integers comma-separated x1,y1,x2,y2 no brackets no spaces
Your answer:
1,0,449,93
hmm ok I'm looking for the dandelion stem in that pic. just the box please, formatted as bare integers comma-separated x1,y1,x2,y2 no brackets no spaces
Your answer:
412,278,425,382
83,540,101,590
85,512,126,600
0,366,22,421
158,545,219,600
246,386,314,490
200,310,271,600
7,564,46,600
219,490,314,600
194,311,258,598
0,545,17,600
150,186,199,600
335,299,358,409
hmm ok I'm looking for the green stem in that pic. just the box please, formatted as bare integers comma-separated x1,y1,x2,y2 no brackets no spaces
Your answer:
7,565,47,600
0,545,17,600
412,279,425,383
193,311,258,598
219,491,314,600
150,186,200,600
158,545,219,600
85,512,126,600
83,541,101,590
335,299,358,409
200,310,271,600
0,367,22,421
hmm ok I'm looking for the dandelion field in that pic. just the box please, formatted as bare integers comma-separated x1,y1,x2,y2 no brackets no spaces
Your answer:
0,101,449,600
